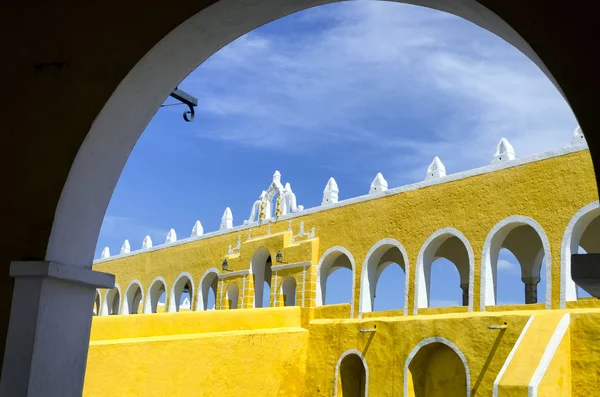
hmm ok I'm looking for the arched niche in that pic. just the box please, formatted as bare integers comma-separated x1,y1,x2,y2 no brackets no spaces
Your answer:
144,277,167,314
481,216,551,309
122,280,143,315
561,201,600,306
334,349,368,397
250,247,272,308
404,337,470,397
227,282,240,309
359,238,409,316
93,290,101,316
169,272,194,312
198,268,219,311
316,246,356,316
281,276,297,306
415,228,474,313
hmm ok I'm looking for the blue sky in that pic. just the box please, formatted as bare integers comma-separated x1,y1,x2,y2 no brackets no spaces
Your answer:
96,1,579,308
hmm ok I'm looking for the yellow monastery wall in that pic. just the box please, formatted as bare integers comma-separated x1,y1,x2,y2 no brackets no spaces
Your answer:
84,307,600,396
93,148,598,316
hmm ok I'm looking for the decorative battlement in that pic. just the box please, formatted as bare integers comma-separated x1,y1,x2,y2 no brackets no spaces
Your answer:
95,128,588,263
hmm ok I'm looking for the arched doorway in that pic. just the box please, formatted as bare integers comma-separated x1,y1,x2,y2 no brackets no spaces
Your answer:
198,269,219,310
145,277,167,313
103,286,121,315
93,291,101,316
405,337,469,397
281,276,297,306
334,350,368,397
317,247,355,316
227,283,240,309
481,216,550,309
251,248,273,308
415,229,474,312
123,281,144,315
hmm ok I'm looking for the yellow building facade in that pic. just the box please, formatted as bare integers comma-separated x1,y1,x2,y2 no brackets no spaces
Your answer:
86,143,600,396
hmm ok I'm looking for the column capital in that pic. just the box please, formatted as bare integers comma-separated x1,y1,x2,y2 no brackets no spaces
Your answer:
10,261,114,289
521,276,541,285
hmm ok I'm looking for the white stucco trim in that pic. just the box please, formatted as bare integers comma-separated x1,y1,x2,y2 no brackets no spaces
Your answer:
102,283,121,315
560,201,600,308
271,261,311,271
144,276,167,314
218,269,249,278
492,315,534,397
122,280,144,315
528,314,570,397
168,272,195,312
316,246,356,318
414,228,475,314
197,268,219,311
92,146,588,265
358,238,409,318
404,336,471,397
333,348,369,397
480,216,552,311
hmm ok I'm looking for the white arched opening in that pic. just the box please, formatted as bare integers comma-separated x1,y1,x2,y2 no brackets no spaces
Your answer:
227,283,240,309
122,280,144,315
333,349,369,397
102,284,121,315
250,247,272,308
359,238,409,317
281,276,297,306
561,201,600,307
169,272,194,312
404,336,470,397
144,277,167,314
481,216,551,310
198,268,219,311
316,246,356,317
415,228,474,313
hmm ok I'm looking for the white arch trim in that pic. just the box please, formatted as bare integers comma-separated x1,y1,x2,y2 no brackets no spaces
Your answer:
414,228,475,314
144,276,167,314
560,201,600,308
122,280,144,315
169,272,195,312
480,216,552,311
333,348,369,397
359,238,410,317
94,289,102,316
404,336,471,397
316,246,356,318
102,283,121,315
197,268,219,311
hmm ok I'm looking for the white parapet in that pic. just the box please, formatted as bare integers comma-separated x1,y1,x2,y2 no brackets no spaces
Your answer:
120,240,131,254
322,177,339,205
142,235,153,249
571,126,586,146
369,173,388,194
426,156,446,180
100,247,110,259
221,208,233,230
165,229,177,244
491,138,516,164
191,220,204,237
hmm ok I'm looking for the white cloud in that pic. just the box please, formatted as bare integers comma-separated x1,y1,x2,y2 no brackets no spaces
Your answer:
179,1,577,186
497,258,520,274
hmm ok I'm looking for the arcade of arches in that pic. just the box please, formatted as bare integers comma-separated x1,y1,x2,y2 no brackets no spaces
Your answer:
3,1,600,396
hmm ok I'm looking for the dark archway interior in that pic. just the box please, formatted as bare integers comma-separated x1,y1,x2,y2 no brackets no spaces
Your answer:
338,354,366,397
408,343,466,397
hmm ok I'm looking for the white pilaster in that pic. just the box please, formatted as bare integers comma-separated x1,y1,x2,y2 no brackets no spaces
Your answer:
0,261,114,397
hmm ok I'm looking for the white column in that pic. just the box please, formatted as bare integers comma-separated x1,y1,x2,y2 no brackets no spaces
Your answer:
0,261,114,397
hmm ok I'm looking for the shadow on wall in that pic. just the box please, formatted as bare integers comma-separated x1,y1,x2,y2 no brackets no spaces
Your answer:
407,343,467,397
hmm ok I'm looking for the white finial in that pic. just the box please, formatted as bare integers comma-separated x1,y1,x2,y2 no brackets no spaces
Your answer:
491,138,515,164
142,235,152,249
220,207,233,230
165,229,177,244
120,240,130,254
369,173,388,194
426,157,446,180
191,220,204,237
322,177,339,205
571,125,586,146
101,247,110,259
273,170,281,183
